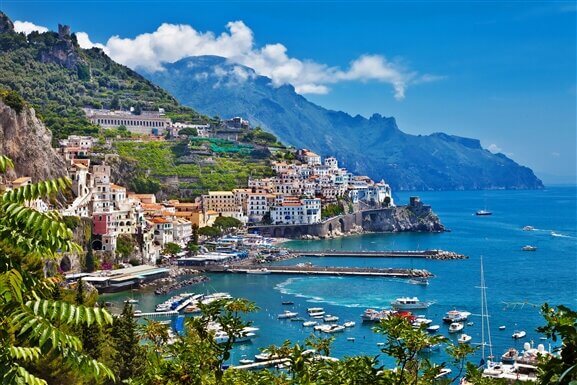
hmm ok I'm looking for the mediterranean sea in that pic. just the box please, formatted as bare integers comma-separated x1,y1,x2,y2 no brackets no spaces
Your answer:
104,186,577,367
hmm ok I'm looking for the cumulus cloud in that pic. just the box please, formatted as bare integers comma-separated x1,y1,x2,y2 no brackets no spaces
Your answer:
13,21,48,35
487,144,502,153
19,19,440,99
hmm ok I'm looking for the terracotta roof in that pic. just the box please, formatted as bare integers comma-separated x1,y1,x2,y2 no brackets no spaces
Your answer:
151,217,169,224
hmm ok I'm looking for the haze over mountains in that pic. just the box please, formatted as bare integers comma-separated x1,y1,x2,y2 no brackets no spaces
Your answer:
144,56,543,191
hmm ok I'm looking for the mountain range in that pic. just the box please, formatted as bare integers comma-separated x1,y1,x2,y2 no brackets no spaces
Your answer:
144,56,543,191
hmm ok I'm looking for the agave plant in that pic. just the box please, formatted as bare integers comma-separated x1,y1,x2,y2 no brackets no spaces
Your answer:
0,155,113,384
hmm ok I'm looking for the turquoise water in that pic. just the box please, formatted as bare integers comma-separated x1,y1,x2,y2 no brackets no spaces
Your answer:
104,187,577,366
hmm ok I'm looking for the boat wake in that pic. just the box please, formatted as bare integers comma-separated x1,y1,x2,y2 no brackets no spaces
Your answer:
550,231,574,239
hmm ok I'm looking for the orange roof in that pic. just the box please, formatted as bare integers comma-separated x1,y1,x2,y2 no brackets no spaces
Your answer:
282,202,301,207
110,183,126,190
151,217,168,224
142,203,163,210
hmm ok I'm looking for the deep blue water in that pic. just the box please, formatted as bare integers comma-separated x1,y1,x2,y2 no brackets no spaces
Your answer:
104,187,577,367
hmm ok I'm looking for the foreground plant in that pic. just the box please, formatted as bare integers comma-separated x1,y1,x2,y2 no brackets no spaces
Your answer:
0,155,113,384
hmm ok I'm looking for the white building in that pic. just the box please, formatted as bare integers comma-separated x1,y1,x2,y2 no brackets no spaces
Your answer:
270,196,321,225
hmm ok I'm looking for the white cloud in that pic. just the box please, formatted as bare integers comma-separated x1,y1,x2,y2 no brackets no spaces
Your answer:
75,32,106,50
13,21,48,35
18,19,440,99
487,144,502,153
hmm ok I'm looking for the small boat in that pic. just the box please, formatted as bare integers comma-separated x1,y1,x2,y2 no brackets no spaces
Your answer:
443,310,472,323
302,321,317,327
277,311,299,319
282,301,294,305
408,277,429,286
124,298,139,304
458,334,472,344
476,210,492,216
449,322,464,333
501,348,519,364
376,342,385,347
254,352,272,361
499,325,506,330
467,322,474,326
246,268,270,275
307,307,324,313
323,325,345,334
523,226,535,231
290,317,305,322
238,359,254,365
323,315,339,323
522,245,537,251
347,337,355,342
512,330,526,339
426,325,440,333
361,308,392,322
343,321,356,328
391,297,431,310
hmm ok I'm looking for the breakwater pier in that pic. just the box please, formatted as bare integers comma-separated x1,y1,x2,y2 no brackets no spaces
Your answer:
291,249,466,260
202,265,432,278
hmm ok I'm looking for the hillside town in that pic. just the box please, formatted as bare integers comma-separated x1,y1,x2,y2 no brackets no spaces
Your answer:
1,109,394,272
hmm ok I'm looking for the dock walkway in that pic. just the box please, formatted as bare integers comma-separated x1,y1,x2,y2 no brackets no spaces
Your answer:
203,265,431,278
292,249,466,260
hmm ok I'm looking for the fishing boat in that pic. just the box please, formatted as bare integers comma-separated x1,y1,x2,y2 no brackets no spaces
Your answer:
426,325,440,333
443,309,472,323
522,245,537,251
449,322,464,333
277,310,298,319
343,321,356,328
512,330,526,339
501,348,519,364
458,334,472,344
391,296,431,310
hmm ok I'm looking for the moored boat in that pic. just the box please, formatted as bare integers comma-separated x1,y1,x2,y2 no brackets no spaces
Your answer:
361,308,392,322
391,297,431,310
512,330,526,339
343,321,356,328
443,309,472,323
278,310,299,319
303,321,317,327
458,334,472,344
323,315,339,323
426,324,440,333
501,348,519,364
449,322,464,333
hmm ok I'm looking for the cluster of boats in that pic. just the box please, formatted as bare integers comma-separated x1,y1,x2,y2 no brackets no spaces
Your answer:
155,292,232,313
277,307,356,335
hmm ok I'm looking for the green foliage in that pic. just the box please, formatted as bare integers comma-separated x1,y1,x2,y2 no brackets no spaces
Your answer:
0,88,26,113
537,304,577,384
322,203,345,219
0,28,205,140
130,176,161,194
242,127,279,146
178,127,198,137
198,226,221,239
213,216,243,230
109,303,145,382
162,242,182,257
116,234,136,260
0,156,114,384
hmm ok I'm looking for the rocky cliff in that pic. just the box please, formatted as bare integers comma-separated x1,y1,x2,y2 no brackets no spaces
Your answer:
0,100,67,181
361,205,445,233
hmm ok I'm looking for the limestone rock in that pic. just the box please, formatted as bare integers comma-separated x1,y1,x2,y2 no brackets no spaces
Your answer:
0,100,67,181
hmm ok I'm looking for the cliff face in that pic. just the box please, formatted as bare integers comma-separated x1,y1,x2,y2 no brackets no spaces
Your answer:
0,100,67,181
361,205,445,233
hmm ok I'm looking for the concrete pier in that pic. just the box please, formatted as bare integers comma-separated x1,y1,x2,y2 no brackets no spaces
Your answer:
203,265,432,278
292,249,467,259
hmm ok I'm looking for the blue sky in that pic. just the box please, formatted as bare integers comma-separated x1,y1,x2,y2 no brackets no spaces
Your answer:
2,1,576,182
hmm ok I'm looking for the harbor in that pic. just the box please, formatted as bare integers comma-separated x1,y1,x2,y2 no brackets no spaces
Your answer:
203,265,432,278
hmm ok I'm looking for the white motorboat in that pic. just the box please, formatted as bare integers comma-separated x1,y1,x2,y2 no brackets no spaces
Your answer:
408,277,429,286
391,297,431,310
302,321,317,327
307,307,324,313
449,322,464,333
361,308,392,322
522,245,537,251
277,310,299,319
476,210,492,216
499,325,506,330
322,324,346,334
343,321,356,328
512,330,526,339
323,315,339,323
522,226,535,231
238,358,254,365
442,309,472,323
124,298,139,304
347,337,355,341
458,334,472,344
426,325,440,333
412,316,433,328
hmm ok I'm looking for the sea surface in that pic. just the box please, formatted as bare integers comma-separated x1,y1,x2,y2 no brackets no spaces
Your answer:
104,186,577,367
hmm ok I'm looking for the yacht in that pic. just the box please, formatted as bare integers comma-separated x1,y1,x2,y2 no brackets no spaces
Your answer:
442,309,472,323
512,330,527,339
458,334,472,344
278,310,299,319
448,322,464,333
391,297,431,310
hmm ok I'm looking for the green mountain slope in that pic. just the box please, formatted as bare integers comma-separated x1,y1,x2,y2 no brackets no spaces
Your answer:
144,55,544,191
0,12,205,141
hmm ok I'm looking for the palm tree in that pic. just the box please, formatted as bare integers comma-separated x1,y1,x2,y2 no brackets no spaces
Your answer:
0,155,114,384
